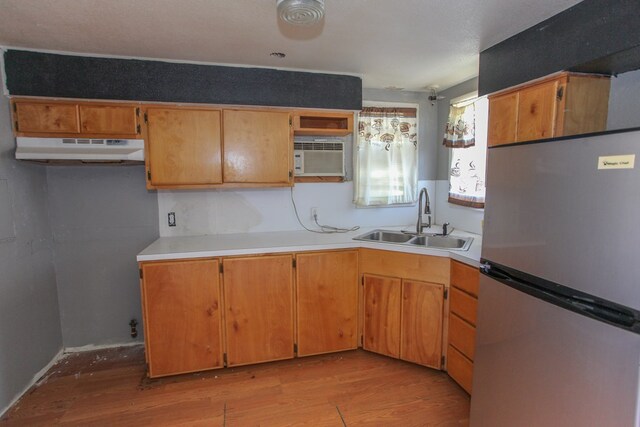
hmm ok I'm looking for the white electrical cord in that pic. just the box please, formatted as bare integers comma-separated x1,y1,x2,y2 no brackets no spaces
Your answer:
290,187,360,234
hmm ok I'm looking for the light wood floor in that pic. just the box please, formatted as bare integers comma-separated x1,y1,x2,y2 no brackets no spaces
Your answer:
1,346,470,426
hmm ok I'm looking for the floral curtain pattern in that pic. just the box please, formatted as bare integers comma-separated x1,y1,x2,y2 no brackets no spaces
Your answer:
354,107,418,207
446,97,487,208
443,100,476,148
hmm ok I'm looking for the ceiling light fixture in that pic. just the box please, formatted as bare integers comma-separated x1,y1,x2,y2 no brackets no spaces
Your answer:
277,0,325,26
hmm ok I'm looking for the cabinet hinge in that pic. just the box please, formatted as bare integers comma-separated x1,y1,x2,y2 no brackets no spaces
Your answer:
444,289,448,299
219,263,224,274
136,124,141,134
223,353,227,367
136,107,140,117
144,112,148,123
14,121,19,132
441,355,446,370
292,258,296,268
289,117,292,126
147,170,151,181
361,276,364,286
12,103,17,112
293,343,298,355
139,268,143,279
557,86,564,101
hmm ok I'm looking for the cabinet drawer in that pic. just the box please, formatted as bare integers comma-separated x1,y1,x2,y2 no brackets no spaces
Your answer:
450,287,477,325
449,313,476,360
451,261,479,296
447,344,473,394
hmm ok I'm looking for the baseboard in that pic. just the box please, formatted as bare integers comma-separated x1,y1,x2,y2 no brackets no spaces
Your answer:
0,347,64,418
64,341,143,353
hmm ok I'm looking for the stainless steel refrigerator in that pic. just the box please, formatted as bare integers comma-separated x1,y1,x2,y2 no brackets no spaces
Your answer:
470,129,640,426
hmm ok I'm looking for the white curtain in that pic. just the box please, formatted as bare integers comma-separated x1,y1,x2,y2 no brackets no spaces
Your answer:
354,107,418,207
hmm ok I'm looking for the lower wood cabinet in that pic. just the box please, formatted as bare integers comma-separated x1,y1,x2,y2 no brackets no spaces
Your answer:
360,249,448,370
296,250,358,356
401,280,444,369
447,260,480,394
363,274,401,358
222,255,295,366
140,259,224,378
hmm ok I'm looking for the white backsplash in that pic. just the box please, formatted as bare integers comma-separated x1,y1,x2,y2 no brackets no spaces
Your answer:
434,180,484,235
158,180,436,237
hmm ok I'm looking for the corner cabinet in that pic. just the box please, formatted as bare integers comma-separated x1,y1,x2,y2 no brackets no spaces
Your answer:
360,249,449,370
488,72,610,147
139,259,224,378
11,98,141,138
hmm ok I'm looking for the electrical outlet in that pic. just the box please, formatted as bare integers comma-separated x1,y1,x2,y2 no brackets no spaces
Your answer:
168,212,176,227
311,207,318,221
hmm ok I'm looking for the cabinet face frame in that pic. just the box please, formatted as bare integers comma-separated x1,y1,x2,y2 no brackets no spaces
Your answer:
139,258,224,378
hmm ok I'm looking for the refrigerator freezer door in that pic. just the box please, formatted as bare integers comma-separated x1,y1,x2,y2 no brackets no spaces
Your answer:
482,129,640,310
470,275,640,427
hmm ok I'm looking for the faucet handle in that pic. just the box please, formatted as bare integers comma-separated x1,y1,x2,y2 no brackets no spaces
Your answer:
442,222,450,236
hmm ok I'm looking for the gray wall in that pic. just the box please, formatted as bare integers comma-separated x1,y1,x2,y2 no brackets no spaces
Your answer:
0,95,62,413
362,88,438,180
436,78,479,180
607,68,640,131
46,166,159,347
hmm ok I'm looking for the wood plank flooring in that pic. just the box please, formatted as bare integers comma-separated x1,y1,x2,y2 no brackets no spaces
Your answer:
1,346,470,426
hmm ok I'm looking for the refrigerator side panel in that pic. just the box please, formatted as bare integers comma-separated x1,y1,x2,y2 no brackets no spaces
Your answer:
470,275,640,427
482,129,640,309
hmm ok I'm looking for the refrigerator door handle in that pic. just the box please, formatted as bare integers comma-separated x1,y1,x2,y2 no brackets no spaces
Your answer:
480,259,640,333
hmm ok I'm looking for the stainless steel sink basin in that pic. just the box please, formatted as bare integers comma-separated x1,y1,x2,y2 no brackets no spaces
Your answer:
408,235,473,251
353,229,473,251
354,230,415,243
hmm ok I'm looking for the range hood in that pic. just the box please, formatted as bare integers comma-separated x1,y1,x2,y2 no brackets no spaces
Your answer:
15,137,145,163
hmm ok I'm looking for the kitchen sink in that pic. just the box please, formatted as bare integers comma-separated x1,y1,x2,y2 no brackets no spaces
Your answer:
354,230,415,243
353,229,473,251
407,235,473,250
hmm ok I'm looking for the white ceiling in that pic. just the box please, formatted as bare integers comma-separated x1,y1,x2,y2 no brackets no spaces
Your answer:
0,0,582,91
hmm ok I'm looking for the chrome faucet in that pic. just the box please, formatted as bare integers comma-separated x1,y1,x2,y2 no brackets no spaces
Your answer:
416,187,432,234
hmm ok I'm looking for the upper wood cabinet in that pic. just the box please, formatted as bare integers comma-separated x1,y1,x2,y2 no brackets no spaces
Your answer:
223,109,293,185
487,72,610,147
293,111,354,136
12,98,141,138
140,258,224,378
296,250,359,356
222,255,295,367
145,107,222,187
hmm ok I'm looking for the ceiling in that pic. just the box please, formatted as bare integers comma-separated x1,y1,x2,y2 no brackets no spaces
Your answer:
0,0,582,91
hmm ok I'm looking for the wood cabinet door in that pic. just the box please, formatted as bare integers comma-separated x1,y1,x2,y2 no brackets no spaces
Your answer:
487,92,518,147
400,280,444,369
146,108,222,186
296,251,358,356
79,104,139,136
223,255,294,366
516,79,560,142
141,259,223,378
14,101,80,134
363,274,401,358
223,110,292,184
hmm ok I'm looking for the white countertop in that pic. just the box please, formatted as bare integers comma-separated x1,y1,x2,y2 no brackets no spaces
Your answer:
137,225,482,267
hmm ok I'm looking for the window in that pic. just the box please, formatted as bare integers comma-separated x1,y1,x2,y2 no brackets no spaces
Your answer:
443,96,488,208
354,106,418,207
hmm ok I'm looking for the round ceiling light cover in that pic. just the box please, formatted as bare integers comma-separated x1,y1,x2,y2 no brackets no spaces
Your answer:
277,0,325,26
